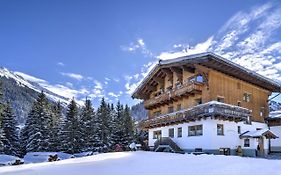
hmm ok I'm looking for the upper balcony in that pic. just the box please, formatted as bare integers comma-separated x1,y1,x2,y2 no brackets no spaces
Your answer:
144,81,204,109
141,101,251,129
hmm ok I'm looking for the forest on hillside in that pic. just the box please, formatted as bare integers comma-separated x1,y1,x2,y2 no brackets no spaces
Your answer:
0,82,148,158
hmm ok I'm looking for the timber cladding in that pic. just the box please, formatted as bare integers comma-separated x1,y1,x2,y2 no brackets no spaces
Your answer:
145,64,271,123
208,69,270,123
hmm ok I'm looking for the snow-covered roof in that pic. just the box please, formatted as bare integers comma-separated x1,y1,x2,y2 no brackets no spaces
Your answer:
268,110,281,119
240,129,278,139
132,52,281,99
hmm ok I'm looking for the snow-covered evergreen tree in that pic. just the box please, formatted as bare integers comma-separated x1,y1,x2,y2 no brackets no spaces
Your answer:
1,102,19,156
61,98,81,154
49,101,63,152
96,98,110,150
123,105,134,145
20,91,52,153
110,101,127,148
80,98,96,151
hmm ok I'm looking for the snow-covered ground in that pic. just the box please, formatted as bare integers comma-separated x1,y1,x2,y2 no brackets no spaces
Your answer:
1,151,281,175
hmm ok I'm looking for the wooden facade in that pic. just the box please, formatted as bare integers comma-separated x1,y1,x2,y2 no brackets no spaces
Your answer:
133,53,280,127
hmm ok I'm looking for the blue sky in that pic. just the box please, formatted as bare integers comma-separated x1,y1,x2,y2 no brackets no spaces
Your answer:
0,0,281,106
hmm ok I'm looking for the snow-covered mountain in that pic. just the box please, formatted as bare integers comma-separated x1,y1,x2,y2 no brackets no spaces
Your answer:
0,67,70,124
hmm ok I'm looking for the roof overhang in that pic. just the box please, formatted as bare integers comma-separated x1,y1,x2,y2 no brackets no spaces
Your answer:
132,52,281,99
240,129,278,139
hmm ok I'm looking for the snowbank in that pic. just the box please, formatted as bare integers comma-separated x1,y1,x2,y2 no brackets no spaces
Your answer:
24,152,73,164
1,151,281,175
0,154,22,166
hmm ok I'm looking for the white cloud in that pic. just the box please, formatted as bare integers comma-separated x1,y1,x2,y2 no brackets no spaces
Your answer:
124,2,281,96
94,80,103,90
57,62,65,67
121,38,154,57
60,72,84,81
157,37,213,60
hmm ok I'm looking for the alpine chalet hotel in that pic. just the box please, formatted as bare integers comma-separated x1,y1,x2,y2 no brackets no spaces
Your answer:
132,52,281,157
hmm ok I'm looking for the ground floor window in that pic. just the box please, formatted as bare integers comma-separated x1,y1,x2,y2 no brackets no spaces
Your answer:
217,124,224,135
244,139,250,147
153,130,162,139
188,125,203,136
238,126,241,134
169,128,174,138
177,127,182,138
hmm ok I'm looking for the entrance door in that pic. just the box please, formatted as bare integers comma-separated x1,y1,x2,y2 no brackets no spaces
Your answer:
257,137,264,156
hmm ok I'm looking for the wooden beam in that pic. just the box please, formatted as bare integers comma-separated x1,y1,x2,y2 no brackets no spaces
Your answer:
161,68,173,81
182,65,195,73
170,66,183,82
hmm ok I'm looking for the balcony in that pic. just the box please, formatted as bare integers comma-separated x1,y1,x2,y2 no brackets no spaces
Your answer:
144,82,204,109
141,101,251,129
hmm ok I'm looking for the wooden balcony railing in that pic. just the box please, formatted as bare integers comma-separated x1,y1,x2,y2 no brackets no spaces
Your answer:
141,101,251,129
144,82,204,109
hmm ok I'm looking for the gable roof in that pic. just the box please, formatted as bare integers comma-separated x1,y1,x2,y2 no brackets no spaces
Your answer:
240,129,278,139
132,52,281,99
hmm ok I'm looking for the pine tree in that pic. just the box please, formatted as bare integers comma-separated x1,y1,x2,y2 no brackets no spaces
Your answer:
0,81,4,126
123,105,134,145
1,102,19,156
80,98,96,151
0,128,7,154
49,101,63,152
61,98,81,154
96,98,110,150
110,101,126,148
21,91,52,153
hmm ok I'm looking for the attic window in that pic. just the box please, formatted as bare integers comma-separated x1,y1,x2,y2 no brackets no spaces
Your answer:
243,93,251,102
188,74,204,83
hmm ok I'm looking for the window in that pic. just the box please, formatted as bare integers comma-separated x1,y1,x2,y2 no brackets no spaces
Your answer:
196,75,204,83
188,125,203,136
177,104,182,111
243,93,251,102
217,96,224,103
238,126,241,134
154,111,161,117
168,106,174,113
195,98,202,105
244,139,250,147
177,127,182,138
169,128,174,138
153,130,162,139
188,74,204,83
237,101,241,107
217,124,224,136
260,107,265,117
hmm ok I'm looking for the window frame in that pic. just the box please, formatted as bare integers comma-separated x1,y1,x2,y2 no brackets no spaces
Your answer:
153,130,162,139
188,125,203,136
169,128,174,138
217,124,224,136
243,92,252,102
177,127,182,138
238,126,241,134
244,139,250,147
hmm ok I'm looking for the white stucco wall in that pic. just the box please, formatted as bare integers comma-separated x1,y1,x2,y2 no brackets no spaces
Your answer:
148,119,268,151
270,126,281,151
